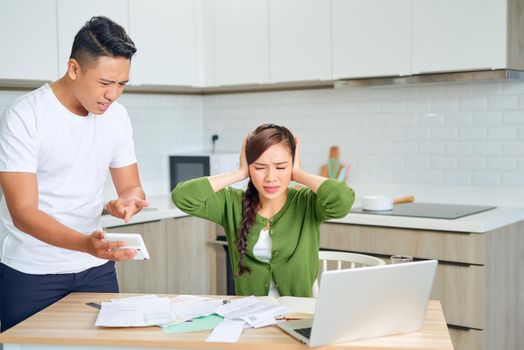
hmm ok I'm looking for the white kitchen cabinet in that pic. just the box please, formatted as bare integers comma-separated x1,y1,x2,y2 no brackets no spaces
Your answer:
56,0,129,78
269,0,331,83
332,0,411,79
213,0,269,86
412,0,507,73
0,0,59,81
129,0,197,86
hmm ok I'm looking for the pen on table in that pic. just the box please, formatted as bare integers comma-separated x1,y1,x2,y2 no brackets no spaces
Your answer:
86,302,101,310
275,316,301,321
204,299,230,304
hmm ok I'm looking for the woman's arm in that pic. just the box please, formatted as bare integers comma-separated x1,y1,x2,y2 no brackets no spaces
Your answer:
291,137,355,220
172,139,249,224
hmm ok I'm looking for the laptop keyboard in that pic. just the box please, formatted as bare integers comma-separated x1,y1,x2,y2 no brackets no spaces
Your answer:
294,327,312,339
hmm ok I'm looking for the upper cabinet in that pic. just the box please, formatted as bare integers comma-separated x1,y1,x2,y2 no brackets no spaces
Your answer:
0,0,59,81
2,0,524,88
269,0,331,83
212,0,269,86
332,0,411,79
57,0,129,78
129,0,197,86
412,0,507,74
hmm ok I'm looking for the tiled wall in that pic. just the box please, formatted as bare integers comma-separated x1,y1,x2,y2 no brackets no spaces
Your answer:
1,80,523,206
0,90,204,199
203,81,524,206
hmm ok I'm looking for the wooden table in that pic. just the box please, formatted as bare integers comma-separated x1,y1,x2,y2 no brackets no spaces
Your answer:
0,293,454,350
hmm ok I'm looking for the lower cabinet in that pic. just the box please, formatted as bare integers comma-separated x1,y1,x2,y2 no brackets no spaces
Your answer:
320,221,524,350
448,327,484,350
106,220,168,294
105,216,216,295
164,217,217,295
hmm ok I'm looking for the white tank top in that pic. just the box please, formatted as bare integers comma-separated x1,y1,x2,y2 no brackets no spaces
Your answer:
252,228,280,297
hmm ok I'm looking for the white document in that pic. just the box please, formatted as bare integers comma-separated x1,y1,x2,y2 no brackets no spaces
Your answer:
111,295,158,304
95,295,173,327
104,233,150,260
257,296,316,314
215,296,290,328
206,319,245,343
172,297,225,322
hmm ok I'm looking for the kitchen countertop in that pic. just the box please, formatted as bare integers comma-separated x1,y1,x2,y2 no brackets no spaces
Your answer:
332,201,524,233
102,195,524,233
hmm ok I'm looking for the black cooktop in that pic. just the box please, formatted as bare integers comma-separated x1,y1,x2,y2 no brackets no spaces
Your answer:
351,202,496,219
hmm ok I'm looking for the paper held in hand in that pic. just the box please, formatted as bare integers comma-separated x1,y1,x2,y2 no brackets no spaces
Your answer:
104,233,150,260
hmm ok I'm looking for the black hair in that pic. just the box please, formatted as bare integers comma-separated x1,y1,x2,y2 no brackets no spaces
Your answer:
70,16,137,66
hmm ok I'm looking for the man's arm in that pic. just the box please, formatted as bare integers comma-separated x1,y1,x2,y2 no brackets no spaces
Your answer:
0,172,134,260
106,163,148,222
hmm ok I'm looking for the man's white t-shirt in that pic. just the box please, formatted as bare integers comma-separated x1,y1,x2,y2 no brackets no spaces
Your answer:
0,84,137,274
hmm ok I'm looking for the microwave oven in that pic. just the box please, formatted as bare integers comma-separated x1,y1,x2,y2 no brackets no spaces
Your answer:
169,153,244,191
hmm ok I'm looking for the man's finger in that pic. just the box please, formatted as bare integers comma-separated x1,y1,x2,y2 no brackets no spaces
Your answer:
134,199,149,208
112,249,136,261
91,230,105,239
106,240,127,250
124,208,132,223
112,200,126,215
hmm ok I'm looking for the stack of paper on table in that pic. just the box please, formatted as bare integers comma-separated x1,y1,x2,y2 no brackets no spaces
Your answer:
95,295,173,327
94,294,316,343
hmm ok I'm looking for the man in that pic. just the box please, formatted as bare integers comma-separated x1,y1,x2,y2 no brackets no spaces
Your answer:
0,16,148,331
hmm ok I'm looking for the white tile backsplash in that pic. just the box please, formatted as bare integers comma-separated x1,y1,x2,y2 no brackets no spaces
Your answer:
458,127,488,140
472,172,501,186
459,157,486,170
503,142,524,155
458,96,487,111
444,142,473,155
518,157,524,170
503,110,524,125
431,127,458,141
487,157,517,171
487,127,517,140
444,112,473,126
417,170,444,185
444,171,472,186
472,111,502,125
487,95,519,110
203,80,524,206
431,156,458,170
1,79,524,206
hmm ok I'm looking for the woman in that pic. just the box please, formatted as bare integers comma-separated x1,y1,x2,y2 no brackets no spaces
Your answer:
172,124,354,297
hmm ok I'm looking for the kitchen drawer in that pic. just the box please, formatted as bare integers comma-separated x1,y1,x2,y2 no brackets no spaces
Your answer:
432,263,485,329
320,223,485,264
448,326,484,350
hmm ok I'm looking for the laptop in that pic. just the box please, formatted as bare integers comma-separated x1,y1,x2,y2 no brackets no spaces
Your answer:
277,260,438,347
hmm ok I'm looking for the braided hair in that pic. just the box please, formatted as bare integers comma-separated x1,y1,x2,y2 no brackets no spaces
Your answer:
235,124,296,277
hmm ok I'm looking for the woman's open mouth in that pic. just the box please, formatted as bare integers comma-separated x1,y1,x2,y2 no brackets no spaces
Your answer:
263,186,279,194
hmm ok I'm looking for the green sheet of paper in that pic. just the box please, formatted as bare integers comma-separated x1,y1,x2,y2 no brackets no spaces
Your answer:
162,314,224,334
